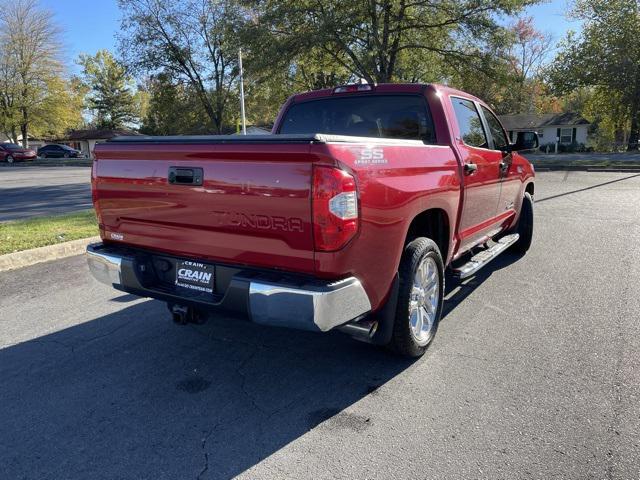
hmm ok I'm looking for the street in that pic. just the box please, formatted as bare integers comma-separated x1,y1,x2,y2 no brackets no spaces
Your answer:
0,166,92,221
525,151,640,163
1,171,639,479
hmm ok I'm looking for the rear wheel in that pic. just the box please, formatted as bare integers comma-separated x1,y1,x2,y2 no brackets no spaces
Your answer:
63,153,70,158
6,155,14,163
40,153,47,158
512,192,533,253
389,237,444,357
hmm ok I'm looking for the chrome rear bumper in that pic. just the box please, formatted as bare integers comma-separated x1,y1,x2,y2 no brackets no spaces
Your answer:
87,245,123,287
86,243,371,332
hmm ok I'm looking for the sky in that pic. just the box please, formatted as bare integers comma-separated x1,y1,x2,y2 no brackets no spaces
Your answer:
41,0,582,74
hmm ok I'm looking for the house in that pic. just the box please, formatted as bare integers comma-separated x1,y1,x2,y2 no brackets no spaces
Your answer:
58,129,139,159
499,113,590,150
231,125,271,135
246,125,271,135
1,133,46,150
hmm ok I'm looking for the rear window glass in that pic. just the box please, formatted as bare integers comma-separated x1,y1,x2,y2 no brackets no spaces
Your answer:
279,95,436,143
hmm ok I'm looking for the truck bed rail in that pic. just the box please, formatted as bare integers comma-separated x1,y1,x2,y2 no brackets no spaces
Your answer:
107,133,425,146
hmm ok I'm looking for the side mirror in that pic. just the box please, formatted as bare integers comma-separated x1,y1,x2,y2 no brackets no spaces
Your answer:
510,131,539,152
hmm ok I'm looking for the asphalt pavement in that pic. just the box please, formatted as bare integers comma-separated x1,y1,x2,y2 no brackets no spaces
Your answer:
0,166,92,221
0,171,638,479
525,151,640,163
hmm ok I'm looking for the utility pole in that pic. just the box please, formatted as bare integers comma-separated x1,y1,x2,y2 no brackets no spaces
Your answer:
238,49,247,135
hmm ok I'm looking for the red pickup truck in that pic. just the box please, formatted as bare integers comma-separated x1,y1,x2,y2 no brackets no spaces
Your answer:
87,83,536,357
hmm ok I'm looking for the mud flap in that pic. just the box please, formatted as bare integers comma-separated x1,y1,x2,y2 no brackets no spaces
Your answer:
369,273,399,346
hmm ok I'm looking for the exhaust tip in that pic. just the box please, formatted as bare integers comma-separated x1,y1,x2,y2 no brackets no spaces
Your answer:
338,318,378,343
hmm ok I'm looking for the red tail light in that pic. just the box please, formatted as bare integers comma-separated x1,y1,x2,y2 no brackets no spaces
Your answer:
312,166,359,251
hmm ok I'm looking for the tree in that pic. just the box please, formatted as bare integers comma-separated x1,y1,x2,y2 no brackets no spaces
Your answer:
508,17,551,89
503,16,552,113
118,0,244,133
78,50,139,129
246,0,541,85
0,0,63,146
30,76,85,139
140,74,211,135
549,0,640,150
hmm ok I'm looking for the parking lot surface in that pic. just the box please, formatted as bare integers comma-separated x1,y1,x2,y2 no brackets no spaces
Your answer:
0,171,639,479
0,167,91,221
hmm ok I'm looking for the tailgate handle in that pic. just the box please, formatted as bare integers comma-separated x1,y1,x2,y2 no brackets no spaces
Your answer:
168,167,203,186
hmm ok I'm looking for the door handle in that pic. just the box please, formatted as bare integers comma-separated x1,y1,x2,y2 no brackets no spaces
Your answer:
168,167,203,186
464,163,477,175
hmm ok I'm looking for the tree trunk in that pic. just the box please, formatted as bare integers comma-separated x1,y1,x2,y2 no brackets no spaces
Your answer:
20,106,29,148
629,81,640,151
628,100,639,151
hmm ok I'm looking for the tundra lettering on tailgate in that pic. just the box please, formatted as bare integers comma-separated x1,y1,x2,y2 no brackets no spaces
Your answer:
210,211,304,233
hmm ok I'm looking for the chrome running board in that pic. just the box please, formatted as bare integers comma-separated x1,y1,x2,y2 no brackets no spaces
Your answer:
452,234,520,279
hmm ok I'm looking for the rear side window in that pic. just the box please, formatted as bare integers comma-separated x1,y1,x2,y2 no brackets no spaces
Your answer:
451,97,488,148
480,105,509,150
279,95,436,143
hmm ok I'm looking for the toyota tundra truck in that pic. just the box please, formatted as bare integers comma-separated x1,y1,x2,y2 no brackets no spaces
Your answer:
87,83,537,357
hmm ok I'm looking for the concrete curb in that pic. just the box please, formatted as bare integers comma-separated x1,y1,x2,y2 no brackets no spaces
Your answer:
0,236,100,272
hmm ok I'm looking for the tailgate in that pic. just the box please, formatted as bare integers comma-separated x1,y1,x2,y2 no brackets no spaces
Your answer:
93,141,315,273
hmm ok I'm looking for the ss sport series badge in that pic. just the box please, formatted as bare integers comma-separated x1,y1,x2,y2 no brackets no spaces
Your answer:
353,147,388,166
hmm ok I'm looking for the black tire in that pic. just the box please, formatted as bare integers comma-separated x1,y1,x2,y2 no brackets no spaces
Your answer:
63,153,70,158
512,192,533,253
40,153,46,158
389,237,445,357
6,155,14,163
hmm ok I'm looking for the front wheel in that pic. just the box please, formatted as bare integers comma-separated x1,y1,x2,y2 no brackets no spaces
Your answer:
512,192,534,254
6,155,14,163
389,237,445,357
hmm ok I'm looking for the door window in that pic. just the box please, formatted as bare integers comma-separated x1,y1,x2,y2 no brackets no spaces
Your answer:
451,98,488,148
480,105,509,150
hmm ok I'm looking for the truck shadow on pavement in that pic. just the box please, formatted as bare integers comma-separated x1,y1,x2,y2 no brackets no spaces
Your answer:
0,299,414,479
0,252,523,479
442,251,524,321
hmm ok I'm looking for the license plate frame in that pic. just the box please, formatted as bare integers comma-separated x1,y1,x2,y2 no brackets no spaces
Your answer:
174,260,214,294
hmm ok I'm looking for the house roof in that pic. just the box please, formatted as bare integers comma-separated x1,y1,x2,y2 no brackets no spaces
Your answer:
63,129,140,141
499,113,590,130
230,126,271,136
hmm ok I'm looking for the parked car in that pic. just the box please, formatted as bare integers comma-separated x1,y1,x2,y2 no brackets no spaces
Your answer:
0,143,37,163
87,83,537,357
37,144,82,158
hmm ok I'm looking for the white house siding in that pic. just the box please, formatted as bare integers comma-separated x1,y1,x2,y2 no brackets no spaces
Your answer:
73,139,101,159
540,125,588,145
509,124,589,146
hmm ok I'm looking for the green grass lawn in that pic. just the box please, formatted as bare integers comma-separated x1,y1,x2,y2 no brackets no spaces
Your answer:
0,210,98,255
